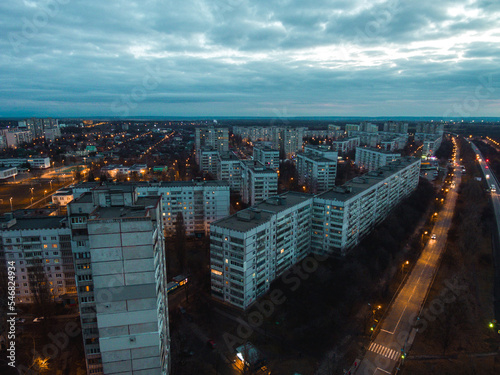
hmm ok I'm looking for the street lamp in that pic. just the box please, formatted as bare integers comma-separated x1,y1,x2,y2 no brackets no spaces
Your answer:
49,179,53,191
10,197,13,211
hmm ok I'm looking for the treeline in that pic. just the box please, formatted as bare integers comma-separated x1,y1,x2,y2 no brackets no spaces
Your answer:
264,178,435,356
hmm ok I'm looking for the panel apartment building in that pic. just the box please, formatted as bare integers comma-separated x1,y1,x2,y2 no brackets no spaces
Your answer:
0,214,75,304
210,192,313,309
253,144,279,171
210,157,421,308
296,145,338,194
241,160,278,206
136,181,230,236
195,126,228,164
355,147,401,171
312,157,421,256
217,151,243,192
68,186,170,375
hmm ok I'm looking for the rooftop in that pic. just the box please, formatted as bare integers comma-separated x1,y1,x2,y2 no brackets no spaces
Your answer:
90,205,149,220
212,192,313,232
242,160,276,174
317,157,420,202
4,216,68,230
356,147,401,155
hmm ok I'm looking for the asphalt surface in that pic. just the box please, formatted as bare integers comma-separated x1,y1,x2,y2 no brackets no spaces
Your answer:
469,140,500,320
355,139,461,375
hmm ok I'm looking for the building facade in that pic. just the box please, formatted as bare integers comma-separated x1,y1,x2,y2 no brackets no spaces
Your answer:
217,151,243,192
253,144,279,171
0,214,75,304
210,192,313,309
355,147,401,171
241,161,278,206
195,127,228,163
136,181,230,236
68,187,170,375
312,157,421,256
296,145,338,194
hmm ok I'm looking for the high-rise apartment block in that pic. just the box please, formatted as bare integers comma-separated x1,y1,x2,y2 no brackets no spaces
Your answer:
312,158,420,256
355,147,401,171
241,160,278,206
296,145,338,194
331,137,360,155
210,192,313,309
253,144,280,171
198,147,219,175
69,186,170,375
217,151,243,191
0,214,75,304
282,127,304,159
136,181,230,236
211,158,421,309
195,127,228,163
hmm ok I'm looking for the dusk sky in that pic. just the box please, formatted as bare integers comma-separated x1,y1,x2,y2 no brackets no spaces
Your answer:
1,0,499,118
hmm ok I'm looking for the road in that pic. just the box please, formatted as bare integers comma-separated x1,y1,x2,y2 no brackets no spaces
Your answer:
354,138,461,375
469,141,500,320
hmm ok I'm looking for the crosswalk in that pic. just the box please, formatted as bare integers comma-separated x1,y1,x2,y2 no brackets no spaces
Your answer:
368,342,400,361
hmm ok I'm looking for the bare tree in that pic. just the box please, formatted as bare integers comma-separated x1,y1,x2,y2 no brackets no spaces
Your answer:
175,212,186,272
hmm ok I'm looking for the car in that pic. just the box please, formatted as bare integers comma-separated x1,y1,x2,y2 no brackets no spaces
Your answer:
431,234,437,240
207,339,217,349
33,317,45,323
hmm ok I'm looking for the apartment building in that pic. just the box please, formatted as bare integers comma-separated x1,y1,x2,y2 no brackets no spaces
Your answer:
0,214,75,304
282,127,304,159
331,137,360,155
241,160,278,206
195,126,228,163
136,181,230,236
198,147,219,175
0,157,51,169
312,157,421,256
253,144,280,171
296,145,338,194
210,192,314,309
68,187,170,375
355,147,401,171
217,151,243,191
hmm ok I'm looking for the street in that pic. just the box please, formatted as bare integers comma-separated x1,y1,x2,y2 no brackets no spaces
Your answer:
355,138,461,375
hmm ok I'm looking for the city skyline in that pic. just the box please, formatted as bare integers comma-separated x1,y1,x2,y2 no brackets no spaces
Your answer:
1,0,499,118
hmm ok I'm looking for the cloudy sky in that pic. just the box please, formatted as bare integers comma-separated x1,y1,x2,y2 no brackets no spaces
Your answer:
1,0,499,118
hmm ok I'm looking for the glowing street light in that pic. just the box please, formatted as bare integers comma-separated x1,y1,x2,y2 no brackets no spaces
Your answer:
10,197,13,211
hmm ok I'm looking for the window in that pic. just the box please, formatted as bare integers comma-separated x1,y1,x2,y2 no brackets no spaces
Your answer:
52,244,58,249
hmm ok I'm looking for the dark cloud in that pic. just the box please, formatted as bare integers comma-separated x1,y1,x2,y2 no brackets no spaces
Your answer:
0,0,499,117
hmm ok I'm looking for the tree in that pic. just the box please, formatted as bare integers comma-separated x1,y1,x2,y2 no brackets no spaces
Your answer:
175,212,186,272
27,259,53,318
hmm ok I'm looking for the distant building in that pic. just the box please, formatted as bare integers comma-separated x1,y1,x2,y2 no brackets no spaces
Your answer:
296,145,338,194
355,147,401,171
217,151,243,191
195,126,228,163
0,157,51,169
253,144,279,171
0,167,18,180
241,160,278,206
52,189,74,206
331,137,360,155
198,147,219,175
